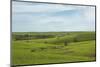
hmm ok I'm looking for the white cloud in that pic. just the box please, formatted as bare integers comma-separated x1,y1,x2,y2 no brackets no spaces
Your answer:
12,1,95,32
12,1,87,13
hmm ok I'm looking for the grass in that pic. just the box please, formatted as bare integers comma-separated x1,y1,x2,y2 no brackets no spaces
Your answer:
12,32,96,66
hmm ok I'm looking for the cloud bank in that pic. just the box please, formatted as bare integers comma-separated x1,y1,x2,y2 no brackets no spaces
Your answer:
12,1,95,32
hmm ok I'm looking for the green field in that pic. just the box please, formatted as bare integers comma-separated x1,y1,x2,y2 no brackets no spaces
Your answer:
12,32,96,66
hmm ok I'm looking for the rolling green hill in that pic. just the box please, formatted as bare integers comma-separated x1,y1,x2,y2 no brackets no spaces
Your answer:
12,32,96,66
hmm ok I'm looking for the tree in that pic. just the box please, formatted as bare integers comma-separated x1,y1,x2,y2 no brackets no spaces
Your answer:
64,41,68,46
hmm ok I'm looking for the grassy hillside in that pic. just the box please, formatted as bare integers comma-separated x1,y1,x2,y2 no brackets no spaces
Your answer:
12,32,96,66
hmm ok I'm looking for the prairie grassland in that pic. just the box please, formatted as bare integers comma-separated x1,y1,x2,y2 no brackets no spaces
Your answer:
12,32,96,65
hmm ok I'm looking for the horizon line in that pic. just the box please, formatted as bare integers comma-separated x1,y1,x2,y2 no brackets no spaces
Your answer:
12,31,95,33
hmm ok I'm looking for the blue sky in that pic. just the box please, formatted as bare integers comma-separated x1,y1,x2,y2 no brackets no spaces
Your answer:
12,1,95,32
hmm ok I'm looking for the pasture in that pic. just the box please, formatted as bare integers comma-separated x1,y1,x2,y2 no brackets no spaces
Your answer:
12,32,96,66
